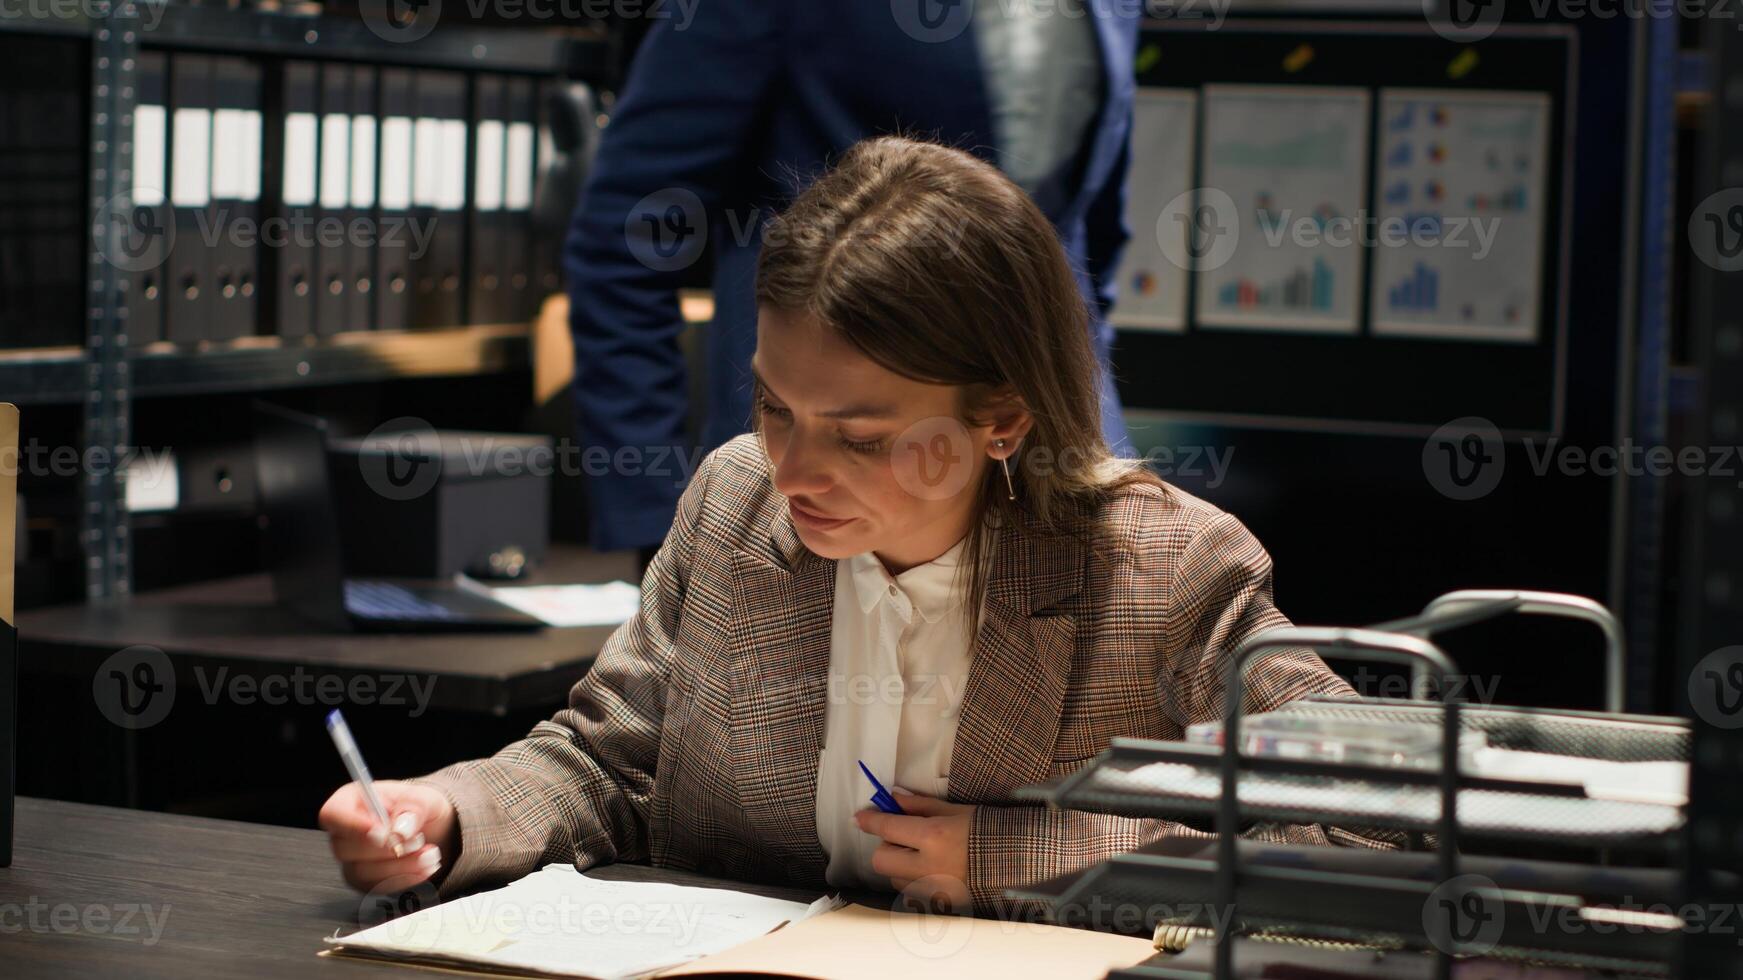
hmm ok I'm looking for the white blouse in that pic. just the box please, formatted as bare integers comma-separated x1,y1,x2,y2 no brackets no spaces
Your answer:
814,533,978,889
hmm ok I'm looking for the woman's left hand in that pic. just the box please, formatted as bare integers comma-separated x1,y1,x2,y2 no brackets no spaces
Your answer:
854,792,976,913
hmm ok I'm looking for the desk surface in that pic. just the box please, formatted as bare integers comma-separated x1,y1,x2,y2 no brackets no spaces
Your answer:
1,798,823,979
18,545,638,715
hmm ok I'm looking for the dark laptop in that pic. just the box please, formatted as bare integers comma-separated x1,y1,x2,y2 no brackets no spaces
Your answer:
252,403,543,632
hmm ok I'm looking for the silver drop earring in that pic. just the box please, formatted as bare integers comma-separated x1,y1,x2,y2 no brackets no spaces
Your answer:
996,439,1016,501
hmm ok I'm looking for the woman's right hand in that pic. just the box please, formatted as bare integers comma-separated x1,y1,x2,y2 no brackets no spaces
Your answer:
318,780,458,893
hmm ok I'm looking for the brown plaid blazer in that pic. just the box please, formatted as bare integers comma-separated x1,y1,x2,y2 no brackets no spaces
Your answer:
420,434,1375,914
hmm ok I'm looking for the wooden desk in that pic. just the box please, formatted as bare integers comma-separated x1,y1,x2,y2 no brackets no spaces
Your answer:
0,797,821,979
14,545,638,818
19,544,638,716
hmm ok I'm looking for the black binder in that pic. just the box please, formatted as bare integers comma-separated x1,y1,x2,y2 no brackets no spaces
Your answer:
467,73,507,325
128,49,168,346
411,69,466,328
0,404,15,869
274,60,319,341
347,64,378,332
375,67,415,332
314,63,351,336
166,53,213,344
505,75,537,322
529,78,564,314
209,55,262,341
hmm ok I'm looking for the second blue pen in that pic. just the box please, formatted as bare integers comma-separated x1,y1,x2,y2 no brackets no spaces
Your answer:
857,759,907,815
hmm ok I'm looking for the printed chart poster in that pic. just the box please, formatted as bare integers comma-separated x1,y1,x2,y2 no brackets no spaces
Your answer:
1370,89,1551,342
1196,86,1369,334
1112,89,1197,332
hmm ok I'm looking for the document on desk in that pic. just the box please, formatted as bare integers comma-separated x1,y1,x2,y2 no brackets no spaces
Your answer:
479,580,642,628
325,864,1155,979
326,865,839,978
661,902,1157,980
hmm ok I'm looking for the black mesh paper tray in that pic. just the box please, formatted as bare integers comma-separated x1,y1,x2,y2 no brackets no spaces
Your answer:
1017,739,1683,846
1012,853,1675,975
1277,696,1689,763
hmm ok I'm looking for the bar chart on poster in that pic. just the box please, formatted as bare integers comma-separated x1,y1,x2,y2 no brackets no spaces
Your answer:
1370,89,1551,343
1112,89,1198,332
1195,85,1369,334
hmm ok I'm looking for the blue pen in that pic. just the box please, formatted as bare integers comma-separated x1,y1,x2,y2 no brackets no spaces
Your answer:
857,760,906,815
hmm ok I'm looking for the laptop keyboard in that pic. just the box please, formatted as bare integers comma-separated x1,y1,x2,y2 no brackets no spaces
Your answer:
344,580,462,621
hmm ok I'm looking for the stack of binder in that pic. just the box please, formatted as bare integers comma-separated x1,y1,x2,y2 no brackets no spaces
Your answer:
105,49,576,351
162,53,266,344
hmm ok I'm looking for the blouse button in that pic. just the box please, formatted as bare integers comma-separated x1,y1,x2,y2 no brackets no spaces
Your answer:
887,585,898,597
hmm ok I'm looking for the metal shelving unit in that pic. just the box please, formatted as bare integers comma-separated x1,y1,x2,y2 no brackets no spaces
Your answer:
0,3,614,599
1679,6,1743,976
2,324,532,405
0,4,616,73
1616,0,1683,716
82,0,140,601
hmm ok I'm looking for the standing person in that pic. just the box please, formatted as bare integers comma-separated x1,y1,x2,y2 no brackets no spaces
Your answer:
568,1,1140,565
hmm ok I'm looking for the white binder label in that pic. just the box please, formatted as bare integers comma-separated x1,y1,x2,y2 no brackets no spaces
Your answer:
320,113,350,209
413,116,442,207
211,108,244,200
504,121,534,211
380,116,413,211
133,103,167,207
474,119,505,213
170,107,211,207
283,112,317,207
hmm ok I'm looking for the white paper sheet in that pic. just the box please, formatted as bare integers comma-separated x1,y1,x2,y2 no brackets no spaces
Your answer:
328,865,834,980
1195,85,1369,334
1369,89,1551,342
1111,89,1198,332
484,580,642,628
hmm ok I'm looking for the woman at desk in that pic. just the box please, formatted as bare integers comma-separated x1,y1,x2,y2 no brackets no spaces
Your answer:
320,137,1378,915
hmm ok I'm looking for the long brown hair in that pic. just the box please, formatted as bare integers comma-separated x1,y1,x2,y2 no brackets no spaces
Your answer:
755,136,1161,635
